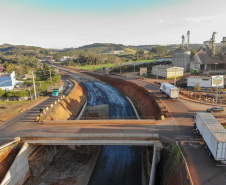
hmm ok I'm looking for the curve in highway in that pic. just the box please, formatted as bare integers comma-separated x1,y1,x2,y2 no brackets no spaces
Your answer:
81,81,142,185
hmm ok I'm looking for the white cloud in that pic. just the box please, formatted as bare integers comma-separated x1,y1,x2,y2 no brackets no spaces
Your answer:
184,16,214,23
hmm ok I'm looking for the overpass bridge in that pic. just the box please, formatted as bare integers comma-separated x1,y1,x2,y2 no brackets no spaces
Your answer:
21,132,161,147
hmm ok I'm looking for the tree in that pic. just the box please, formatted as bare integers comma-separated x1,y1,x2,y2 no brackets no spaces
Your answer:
113,57,122,67
0,89,5,97
5,63,15,73
156,46,169,57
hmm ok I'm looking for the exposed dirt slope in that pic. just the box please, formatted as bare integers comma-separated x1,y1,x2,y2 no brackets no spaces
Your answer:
83,73,161,119
45,82,86,120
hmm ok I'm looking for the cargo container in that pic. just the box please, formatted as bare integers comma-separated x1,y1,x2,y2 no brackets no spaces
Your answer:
194,112,226,163
52,86,63,96
160,83,179,99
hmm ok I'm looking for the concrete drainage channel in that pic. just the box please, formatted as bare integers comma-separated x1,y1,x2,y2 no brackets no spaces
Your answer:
0,80,161,185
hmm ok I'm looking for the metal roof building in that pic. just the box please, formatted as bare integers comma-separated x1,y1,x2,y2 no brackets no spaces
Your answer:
0,71,16,90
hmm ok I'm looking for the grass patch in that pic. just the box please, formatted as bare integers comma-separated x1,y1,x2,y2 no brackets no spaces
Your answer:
0,100,33,105
156,145,183,185
132,59,156,63
74,63,115,71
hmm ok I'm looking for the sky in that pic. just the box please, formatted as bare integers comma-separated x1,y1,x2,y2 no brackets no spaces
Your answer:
0,0,225,49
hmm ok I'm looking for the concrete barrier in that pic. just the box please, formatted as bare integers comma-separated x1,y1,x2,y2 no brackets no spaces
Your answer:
1,142,29,185
43,119,155,125
126,96,140,119
76,100,87,120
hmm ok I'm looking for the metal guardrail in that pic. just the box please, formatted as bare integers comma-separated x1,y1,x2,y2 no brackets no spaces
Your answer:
176,141,194,185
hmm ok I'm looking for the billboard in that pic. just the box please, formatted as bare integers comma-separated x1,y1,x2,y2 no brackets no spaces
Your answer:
212,75,224,87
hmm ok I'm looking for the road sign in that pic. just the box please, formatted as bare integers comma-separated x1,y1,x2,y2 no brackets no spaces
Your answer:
212,75,224,87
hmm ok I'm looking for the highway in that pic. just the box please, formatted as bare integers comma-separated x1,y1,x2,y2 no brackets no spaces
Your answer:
81,81,142,185
57,66,226,185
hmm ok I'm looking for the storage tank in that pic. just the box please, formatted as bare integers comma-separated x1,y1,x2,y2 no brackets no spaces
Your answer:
172,47,191,72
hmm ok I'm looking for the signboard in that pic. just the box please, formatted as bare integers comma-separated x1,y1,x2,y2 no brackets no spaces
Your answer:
212,75,224,87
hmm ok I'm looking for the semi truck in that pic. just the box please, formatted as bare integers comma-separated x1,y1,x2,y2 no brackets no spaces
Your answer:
52,86,63,97
160,83,179,99
194,112,226,163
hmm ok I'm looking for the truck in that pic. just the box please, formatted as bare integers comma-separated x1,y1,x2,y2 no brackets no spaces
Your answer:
52,86,63,97
194,112,226,163
160,83,179,99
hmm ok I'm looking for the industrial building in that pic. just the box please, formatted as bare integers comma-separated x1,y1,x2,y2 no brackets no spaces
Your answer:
152,65,184,78
172,31,191,72
187,75,226,88
172,47,191,72
190,52,226,71
0,71,16,90
190,33,226,71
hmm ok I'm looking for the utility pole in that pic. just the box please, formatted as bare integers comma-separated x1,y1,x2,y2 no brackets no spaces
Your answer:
174,68,177,86
216,86,218,103
156,66,158,82
29,86,31,99
32,71,37,100
49,69,52,84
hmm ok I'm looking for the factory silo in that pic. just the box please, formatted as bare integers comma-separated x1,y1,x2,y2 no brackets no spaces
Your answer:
172,47,191,72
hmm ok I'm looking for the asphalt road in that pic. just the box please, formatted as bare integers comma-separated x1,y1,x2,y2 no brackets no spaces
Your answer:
81,81,142,185
0,75,73,145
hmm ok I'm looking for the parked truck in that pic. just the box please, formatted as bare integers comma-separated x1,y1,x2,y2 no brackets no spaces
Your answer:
160,83,179,99
52,86,63,97
194,112,226,163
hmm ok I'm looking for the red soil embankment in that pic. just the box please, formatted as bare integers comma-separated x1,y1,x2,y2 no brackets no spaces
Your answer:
83,73,161,119
45,81,86,120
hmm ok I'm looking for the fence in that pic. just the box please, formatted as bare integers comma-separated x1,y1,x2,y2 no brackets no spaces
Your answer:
143,78,175,84
178,87,225,104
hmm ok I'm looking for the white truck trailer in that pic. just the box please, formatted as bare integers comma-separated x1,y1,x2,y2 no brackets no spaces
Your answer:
159,83,179,99
194,112,226,163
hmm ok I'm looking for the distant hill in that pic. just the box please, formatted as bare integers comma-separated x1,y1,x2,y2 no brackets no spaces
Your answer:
0,44,51,56
77,43,126,50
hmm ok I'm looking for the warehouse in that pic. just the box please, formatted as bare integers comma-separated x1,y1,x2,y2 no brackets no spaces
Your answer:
152,65,184,78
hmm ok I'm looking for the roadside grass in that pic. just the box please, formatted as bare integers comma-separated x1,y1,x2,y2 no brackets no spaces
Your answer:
156,144,184,185
75,63,115,71
132,59,156,63
0,100,33,105
73,59,156,71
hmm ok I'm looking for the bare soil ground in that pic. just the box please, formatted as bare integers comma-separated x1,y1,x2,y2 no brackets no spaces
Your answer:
33,146,100,185
0,98,47,125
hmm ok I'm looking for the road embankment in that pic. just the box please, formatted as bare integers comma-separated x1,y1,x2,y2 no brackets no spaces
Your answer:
44,81,87,120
